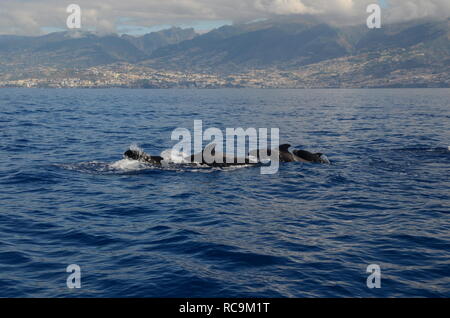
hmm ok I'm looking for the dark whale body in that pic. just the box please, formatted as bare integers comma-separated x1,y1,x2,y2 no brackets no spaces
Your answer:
187,144,259,167
279,144,295,162
280,144,328,163
292,149,325,163
251,144,329,164
124,149,164,165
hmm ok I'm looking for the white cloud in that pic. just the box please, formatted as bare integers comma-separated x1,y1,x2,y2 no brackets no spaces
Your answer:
0,0,448,35
254,0,315,15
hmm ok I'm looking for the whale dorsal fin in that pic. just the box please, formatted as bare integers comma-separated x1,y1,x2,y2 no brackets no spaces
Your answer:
279,144,291,152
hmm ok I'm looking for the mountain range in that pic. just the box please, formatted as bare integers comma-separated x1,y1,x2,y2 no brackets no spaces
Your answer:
0,16,449,88
0,27,197,68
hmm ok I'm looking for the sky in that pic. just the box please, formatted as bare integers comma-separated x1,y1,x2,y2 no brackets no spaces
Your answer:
0,0,449,35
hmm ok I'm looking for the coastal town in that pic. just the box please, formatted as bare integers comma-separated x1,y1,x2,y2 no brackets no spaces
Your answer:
0,47,448,89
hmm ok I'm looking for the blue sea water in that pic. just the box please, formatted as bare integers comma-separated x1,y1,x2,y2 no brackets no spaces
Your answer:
0,88,449,298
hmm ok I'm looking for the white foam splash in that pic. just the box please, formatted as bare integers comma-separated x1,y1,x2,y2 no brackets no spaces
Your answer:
319,154,331,164
160,149,191,164
109,158,149,171
129,143,143,152
248,155,259,163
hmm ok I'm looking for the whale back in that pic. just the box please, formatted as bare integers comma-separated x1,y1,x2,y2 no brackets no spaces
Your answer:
124,149,142,160
124,149,163,164
279,144,291,152
292,149,326,163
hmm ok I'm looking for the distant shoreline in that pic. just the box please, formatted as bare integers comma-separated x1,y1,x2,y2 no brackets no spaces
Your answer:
1,86,449,89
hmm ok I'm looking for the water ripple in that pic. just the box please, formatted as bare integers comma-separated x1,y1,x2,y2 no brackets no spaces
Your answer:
0,88,449,297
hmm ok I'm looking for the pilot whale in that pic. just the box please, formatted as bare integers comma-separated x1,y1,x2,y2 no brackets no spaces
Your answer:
250,144,330,164
292,149,328,163
186,143,259,167
281,144,329,163
124,149,164,165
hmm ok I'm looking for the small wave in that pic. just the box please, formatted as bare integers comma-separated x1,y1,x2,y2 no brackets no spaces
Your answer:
58,158,253,175
3,170,62,185
393,146,450,153
0,251,31,265
56,160,160,175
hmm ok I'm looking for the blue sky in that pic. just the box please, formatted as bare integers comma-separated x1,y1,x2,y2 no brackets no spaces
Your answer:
378,0,389,9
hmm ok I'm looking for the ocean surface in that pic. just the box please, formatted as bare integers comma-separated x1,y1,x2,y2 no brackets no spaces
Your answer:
0,88,449,297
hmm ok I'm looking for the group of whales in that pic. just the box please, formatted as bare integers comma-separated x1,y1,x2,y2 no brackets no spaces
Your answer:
123,144,330,167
